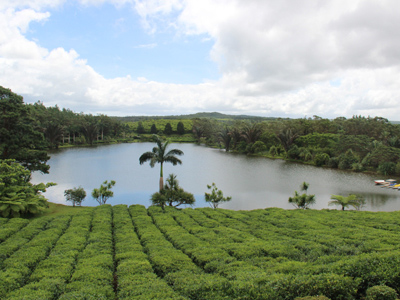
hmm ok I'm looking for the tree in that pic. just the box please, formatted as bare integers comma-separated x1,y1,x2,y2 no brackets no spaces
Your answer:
92,180,116,205
0,159,55,218
136,121,145,134
64,186,86,207
82,115,98,146
218,127,232,152
288,191,316,209
164,123,173,135
0,86,50,173
150,174,195,208
150,124,158,134
328,194,360,211
277,128,298,152
241,122,262,144
205,183,232,209
288,182,315,209
177,121,185,135
139,135,184,192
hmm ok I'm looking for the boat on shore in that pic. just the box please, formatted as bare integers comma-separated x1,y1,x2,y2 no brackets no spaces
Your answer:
375,179,398,189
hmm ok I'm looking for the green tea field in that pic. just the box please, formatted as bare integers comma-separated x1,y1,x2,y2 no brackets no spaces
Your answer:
1,205,400,299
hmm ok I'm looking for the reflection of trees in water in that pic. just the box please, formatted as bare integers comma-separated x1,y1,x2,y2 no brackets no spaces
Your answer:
364,193,397,208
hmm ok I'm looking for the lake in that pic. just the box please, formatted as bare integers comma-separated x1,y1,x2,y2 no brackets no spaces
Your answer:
31,143,400,211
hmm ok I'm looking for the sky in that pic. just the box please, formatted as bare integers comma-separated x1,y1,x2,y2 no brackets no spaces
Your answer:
1,0,400,119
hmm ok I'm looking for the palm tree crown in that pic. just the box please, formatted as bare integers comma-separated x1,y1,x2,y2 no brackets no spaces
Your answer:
139,135,184,191
328,194,360,211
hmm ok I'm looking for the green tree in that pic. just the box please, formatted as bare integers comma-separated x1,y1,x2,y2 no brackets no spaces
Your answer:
164,122,173,135
150,174,195,208
288,182,315,209
81,115,98,146
137,121,145,134
0,159,55,217
177,121,185,135
328,194,360,211
241,122,262,144
205,183,232,209
218,127,232,152
64,186,86,207
150,124,158,134
0,86,50,173
139,135,184,191
92,180,116,205
277,128,298,152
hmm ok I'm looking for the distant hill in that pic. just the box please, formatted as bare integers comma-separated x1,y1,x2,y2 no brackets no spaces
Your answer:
112,112,279,122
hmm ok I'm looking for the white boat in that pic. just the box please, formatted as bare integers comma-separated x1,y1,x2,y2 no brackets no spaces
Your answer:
374,180,385,185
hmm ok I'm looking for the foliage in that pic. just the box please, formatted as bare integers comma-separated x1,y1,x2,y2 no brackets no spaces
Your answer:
177,121,185,135
378,162,397,175
328,194,363,211
150,174,195,208
139,135,184,191
91,180,116,205
365,285,398,300
314,153,330,166
204,183,232,209
3,206,400,299
64,187,86,207
288,182,315,209
0,86,50,173
150,123,157,134
164,123,173,135
136,121,145,134
0,159,55,218
252,141,267,153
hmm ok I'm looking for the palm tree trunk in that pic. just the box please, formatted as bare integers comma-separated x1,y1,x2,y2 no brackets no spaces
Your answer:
159,163,164,191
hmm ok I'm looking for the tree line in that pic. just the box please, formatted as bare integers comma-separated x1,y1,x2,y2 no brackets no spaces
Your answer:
191,115,400,175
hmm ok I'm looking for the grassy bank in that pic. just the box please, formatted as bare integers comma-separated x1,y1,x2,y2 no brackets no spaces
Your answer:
1,205,400,299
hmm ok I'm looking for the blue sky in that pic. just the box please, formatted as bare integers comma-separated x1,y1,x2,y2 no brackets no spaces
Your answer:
1,0,400,119
26,2,217,83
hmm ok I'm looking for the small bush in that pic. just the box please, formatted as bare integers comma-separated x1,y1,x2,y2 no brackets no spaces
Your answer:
295,296,331,300
366,285,398,300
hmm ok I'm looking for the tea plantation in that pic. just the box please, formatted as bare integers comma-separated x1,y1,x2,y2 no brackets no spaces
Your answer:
1,205,400,299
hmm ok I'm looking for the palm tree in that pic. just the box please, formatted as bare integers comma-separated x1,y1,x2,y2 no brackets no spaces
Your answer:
328,194,359,211
277,128,298,152
241,122,262,144
139,135,184,191
218,127,232,152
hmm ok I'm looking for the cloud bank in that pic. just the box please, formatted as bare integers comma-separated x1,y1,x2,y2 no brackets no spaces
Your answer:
1,0,400,119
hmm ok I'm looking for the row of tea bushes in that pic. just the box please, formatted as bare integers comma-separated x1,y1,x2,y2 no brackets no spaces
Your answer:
0,215,71,298
113,205,185,300
5,210,94,300
58,205,114,299
132,205,233,300
152,206,358,299
0,217,53,265
147,206,232,299
0,218,29,243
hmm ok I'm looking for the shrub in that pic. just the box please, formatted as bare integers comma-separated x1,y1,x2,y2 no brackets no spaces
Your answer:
314,153,330,166
295,296,331,300
366,285,398,300
378,162,396,175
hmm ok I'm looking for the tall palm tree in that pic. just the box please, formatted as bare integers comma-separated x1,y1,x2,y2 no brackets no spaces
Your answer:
328,194,359,211
139,135,184,191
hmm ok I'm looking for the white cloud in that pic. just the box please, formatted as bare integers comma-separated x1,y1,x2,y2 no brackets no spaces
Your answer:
1,0,400,119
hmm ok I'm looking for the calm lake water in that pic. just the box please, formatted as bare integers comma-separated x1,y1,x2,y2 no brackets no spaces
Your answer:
31,143,400,211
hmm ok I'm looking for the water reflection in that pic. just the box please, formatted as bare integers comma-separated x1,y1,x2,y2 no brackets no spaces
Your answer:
31,143,400,211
